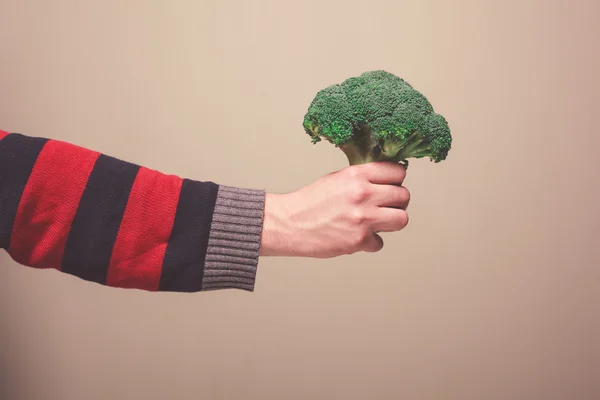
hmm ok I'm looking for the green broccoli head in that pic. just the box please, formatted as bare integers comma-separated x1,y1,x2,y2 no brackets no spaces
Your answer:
303,70,452,166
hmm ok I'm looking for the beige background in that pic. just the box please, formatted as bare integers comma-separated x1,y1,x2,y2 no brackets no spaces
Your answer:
1,0,599,399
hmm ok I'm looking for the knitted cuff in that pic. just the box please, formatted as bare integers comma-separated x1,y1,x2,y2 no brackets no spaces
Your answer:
202,186,265,291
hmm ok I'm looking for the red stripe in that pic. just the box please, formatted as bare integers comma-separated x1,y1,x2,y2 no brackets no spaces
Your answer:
106,167,182,291
9,140,100,269
0,130,8,141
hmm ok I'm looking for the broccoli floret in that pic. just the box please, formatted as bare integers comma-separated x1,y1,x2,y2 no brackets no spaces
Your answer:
303,70,452,166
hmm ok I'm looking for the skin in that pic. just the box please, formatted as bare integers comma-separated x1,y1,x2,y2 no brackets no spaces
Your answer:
259,162,410,258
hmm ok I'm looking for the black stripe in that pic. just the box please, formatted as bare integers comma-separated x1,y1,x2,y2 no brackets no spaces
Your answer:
0,133,48,249
159,179,219,292
61,154,140,284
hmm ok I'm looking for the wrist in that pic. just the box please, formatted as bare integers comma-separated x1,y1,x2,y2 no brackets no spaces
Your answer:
259,193,296,257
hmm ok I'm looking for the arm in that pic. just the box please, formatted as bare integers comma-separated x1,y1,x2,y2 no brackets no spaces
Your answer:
0,130,264,292
0,130,410,293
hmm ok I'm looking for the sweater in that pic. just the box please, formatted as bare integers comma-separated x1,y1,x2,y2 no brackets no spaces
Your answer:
0,130,265,292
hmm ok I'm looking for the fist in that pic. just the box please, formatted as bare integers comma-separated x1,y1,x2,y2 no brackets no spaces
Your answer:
260,162,410,258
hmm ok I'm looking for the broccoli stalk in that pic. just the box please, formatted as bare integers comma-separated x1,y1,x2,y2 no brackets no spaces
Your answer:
303,70,452,167
339,126,427,167
339,124,382,165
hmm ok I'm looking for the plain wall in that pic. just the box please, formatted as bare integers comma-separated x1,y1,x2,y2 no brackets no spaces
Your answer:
1,0,599,399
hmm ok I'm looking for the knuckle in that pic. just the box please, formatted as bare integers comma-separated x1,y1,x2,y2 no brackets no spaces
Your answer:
396,210,409,228
400,187,411,204
350,208,367,225
344,166,363,180
348,182,371,204
397,164,407,181
349,230,369,249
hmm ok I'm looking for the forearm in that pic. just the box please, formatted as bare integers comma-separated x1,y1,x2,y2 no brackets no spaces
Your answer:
0,130,265,292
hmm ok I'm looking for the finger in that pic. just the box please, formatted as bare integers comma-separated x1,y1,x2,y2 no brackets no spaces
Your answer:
371,208,409,233
371,184,410,209
352,161,406,185
362,232,384,253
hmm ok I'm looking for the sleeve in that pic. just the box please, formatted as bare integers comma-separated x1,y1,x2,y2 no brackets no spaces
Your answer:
0,130,265,292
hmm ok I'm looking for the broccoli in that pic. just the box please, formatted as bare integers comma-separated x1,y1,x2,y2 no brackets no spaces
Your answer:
302,70,452,167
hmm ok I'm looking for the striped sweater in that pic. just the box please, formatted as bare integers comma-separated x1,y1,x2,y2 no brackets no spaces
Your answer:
0,130,265,292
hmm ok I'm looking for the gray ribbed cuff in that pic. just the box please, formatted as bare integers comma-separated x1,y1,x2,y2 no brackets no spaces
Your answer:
202,185,265,291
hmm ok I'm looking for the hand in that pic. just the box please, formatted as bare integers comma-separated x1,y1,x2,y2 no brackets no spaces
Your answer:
259,162,410,258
